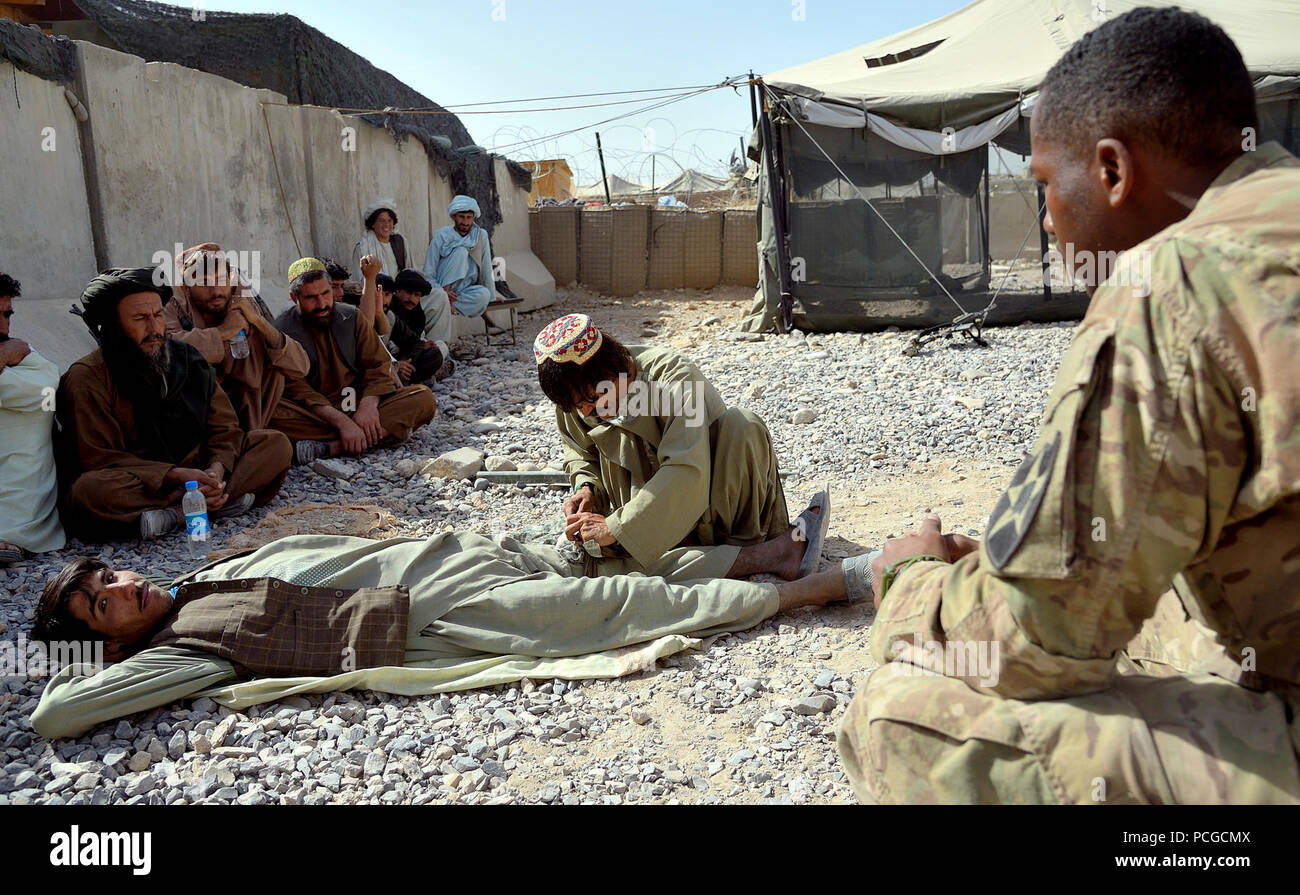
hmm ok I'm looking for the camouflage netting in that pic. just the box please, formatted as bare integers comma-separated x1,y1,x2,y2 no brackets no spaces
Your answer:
0,17,78,83
1,0,531,229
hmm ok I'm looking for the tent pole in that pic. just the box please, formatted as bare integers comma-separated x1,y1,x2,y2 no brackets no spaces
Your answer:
981,151,991,283
748,70,758,129
758,82,795,333
596,132,612,205
1037,180,1052,302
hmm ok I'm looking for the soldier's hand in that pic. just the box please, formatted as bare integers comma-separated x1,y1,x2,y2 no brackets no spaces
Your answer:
360,254,382,279
873,514,952,608
0,338,31,368
396,359,416,381
944,532,981,560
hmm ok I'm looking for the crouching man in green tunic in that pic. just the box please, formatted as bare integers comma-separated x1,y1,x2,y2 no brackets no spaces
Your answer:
29,531,861,739
534,314,828,581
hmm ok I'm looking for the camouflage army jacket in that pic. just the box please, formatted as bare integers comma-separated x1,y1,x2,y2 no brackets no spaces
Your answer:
872,142,1300,698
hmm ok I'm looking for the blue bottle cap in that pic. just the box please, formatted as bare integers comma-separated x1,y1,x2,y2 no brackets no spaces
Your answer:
185,480,199,490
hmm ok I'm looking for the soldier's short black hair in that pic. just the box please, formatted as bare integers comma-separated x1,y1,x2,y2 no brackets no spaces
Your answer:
537,330,635,413
1037,6,1258,168
0,272,20,299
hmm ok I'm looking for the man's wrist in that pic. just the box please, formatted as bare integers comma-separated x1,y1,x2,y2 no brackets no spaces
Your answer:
878,554,947,605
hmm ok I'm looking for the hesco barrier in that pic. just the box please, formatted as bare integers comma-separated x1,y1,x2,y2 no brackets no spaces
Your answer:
531,205,759,295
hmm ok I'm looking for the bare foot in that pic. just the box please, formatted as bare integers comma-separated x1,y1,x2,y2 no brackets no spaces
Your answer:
726,506,821,581
774,562,846,611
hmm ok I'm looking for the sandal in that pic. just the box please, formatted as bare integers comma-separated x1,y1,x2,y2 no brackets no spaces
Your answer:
792,485,831,578
0,541,23,564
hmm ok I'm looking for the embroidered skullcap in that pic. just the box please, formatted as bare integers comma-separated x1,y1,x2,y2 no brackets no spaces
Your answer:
288,257,326,282
533,314,603,366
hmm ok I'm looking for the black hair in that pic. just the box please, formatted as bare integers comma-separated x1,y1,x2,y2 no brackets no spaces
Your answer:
34,557,107,646
537,329,635,413
375,273,396,293
321,259,350,282
365,207,398,230
0,272,20,299
1037,6,1257,168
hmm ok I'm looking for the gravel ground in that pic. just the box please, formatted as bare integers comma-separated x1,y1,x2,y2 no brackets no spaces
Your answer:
0,286,1076,805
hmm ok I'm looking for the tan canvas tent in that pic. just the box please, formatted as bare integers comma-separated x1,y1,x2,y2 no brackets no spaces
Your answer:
745,0,1300,333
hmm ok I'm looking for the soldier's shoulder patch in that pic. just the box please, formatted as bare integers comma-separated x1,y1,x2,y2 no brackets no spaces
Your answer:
985,431,1061,571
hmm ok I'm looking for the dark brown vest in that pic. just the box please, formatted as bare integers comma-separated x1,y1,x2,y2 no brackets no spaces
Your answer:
274,302,359,393
148,567,410,676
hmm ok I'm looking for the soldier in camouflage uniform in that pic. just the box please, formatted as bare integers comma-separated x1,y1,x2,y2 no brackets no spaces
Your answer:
838,7,1300,804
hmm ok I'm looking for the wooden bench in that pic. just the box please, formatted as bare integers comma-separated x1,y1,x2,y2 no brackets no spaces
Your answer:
484,287,525,346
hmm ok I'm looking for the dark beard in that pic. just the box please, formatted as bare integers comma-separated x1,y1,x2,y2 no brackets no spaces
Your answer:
101,326,171,406
305,307,336,330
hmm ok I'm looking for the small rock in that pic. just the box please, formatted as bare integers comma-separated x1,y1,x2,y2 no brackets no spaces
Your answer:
630,708,651,726
727,749,755,766
484,456,517,472
311,458,357,480
422,448,485,480
955,396,987,411
791,409,818,425
395,459,419,479
792,695,837,715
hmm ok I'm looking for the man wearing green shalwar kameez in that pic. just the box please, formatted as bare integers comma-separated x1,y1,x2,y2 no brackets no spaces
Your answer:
533,315,827,580
29,530,859,739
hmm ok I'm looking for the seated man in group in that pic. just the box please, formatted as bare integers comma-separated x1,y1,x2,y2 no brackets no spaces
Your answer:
0,273,66,564
535,314,827,581
386,269,453,384
163,243,310,431
29,526,865,739
272,258,437,465
420,195,496,343
57,269,292,541
837,7,1300,804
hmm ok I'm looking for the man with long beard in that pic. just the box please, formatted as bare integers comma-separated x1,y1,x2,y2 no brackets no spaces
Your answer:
272,258,437,463
163,243,311,431
56,268,292,541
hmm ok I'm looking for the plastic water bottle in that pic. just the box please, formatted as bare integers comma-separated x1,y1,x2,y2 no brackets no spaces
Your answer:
182,481,210,560
229,329,250,359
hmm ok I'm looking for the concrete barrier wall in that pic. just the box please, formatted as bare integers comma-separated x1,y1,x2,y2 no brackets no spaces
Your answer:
2,40,551,366
0,61,101,367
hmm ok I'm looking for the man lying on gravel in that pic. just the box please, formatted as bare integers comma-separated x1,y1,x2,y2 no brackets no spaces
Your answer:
535,314,828,580
838,7,1300,804
29,530,866,740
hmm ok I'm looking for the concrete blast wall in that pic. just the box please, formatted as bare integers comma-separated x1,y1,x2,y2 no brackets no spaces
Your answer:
0,61,100,366
1,41,553,369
